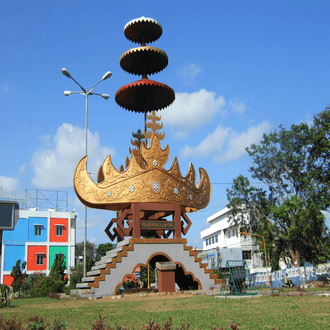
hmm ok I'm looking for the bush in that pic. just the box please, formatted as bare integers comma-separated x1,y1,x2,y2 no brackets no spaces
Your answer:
0,315,25,330
27,315,48,330
50,255,66,282
68,265,83,290
31,277,64,298
0,284,11,308
10,259,27,295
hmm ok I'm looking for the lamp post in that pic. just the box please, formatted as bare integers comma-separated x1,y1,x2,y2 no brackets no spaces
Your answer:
61,68,112,277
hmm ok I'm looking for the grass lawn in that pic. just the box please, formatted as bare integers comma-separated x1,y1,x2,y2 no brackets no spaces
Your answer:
1,292,330,329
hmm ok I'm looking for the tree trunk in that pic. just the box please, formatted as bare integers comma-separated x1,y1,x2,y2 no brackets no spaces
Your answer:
288,246,301,267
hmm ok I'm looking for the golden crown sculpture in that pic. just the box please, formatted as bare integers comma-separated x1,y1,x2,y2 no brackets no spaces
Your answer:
73,17,211,241
74,133,211,213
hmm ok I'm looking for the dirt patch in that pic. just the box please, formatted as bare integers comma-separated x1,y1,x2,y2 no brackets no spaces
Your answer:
101,292,199,302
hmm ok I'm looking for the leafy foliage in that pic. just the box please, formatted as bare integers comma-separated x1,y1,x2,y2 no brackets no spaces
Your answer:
50,254,66,282
123,274,141,289
140,264,156,288
31,276,64,298
10,259,27,294
0,284,11,308
68,264,83,290
227,109,330,267
75,241,97,272
95,243,113,262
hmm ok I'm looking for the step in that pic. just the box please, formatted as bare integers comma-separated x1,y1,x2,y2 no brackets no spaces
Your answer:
87,269,101,277
76,282,91,289
70,288,96,299
105,246,124,258
91,263,107,271
116,238,130,248
82,277,95,282
94,257,113,266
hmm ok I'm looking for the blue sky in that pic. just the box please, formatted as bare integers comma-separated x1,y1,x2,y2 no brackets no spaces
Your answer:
1,1,329,247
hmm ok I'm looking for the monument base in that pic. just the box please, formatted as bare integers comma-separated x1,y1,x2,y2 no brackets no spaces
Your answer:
75,238,221,297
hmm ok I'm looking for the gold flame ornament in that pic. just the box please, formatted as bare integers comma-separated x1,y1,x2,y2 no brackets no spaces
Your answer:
74,134,211,213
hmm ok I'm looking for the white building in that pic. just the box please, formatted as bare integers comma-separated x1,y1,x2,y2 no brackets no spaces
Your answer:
200,207,264,270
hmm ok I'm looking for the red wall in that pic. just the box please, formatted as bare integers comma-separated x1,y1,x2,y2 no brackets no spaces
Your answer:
3,275,13,286
27,246,47,271
50,218,68,242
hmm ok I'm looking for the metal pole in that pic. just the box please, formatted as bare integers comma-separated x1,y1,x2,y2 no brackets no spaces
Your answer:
83,94,88,278
61,68,111,278
262,235,270,288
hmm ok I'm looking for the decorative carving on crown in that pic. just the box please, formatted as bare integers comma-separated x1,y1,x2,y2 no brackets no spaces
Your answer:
144,111,165,143
74,134,211,213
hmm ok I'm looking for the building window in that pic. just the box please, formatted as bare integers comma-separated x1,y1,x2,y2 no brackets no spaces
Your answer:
227,230,231,238
35,225,42,236
205,239,208,246
56,225,63,236
36,254,44,265
215,235,218,243
243,250,252,260
212,236,214,244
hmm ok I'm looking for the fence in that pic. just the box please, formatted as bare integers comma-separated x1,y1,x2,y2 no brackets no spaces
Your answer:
252,266,320,288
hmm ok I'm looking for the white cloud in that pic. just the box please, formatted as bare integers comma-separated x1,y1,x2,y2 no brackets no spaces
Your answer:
177,64,203,84
0,176,19,192
229,98,246,114
181,125,230,158
161,89,226,140
31,123,115,189
180,121,271,164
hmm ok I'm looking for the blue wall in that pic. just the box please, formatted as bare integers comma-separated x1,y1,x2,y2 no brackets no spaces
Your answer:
4,245,25,271
3,217,28,243
28,217,48,242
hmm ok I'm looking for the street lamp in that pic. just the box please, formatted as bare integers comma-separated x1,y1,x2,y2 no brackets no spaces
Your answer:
61,68,112,278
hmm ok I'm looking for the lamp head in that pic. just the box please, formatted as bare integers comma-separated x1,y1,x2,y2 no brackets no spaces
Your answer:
64,91,72,96
61,68,72,78
102,71,112,80
101,94,110,100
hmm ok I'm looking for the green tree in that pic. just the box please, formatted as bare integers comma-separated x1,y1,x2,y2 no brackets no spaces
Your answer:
75,241,96,272
10,259,27,294
50,254,66,282
227,110,330,267
95,243,113,262
140,264,155,288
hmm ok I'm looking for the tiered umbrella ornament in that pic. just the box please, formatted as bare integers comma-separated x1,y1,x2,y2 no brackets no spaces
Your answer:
115,16,175,113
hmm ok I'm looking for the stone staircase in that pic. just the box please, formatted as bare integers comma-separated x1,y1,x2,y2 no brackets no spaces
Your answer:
74,239,130,291
71,238,221,298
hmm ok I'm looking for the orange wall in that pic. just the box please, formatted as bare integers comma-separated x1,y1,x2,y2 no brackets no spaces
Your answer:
27,245,47,271
50,218,68,242
3,275,14,286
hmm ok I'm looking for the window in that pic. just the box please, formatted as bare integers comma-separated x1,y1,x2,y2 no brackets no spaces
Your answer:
55,225,63,236
215,235,218,243
212,236,214,244
35,225,42,236
205,239,209,246
243,250,252,260
227,230,231,238
36,254,44,265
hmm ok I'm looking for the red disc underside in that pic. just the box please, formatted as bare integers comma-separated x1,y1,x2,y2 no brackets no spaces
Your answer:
115,79,175,113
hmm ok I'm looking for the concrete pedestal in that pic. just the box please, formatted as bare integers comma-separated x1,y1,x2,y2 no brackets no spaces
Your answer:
156,261,176,293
